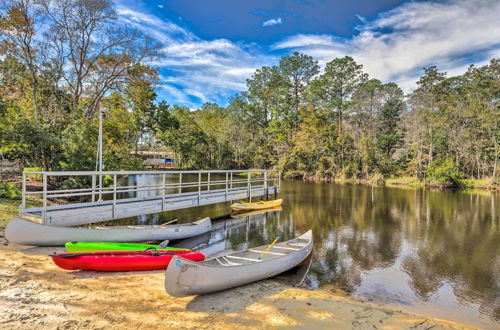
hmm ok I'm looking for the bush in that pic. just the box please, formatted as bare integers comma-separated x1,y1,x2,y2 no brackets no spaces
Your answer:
425,157,464,186
0,182,21,199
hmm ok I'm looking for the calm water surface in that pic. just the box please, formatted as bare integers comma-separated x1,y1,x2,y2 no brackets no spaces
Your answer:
109,179,499,328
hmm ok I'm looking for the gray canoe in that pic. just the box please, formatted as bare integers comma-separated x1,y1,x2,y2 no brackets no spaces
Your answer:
5,217,212,246
164,230,313,297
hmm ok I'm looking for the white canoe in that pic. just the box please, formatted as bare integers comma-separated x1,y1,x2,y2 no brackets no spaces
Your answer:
164,230,313,297
5,217,212,246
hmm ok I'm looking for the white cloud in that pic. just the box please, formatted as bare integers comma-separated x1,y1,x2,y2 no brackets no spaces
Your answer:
114,0,500,106
158,5,163,9
114,2,275,107
272,0,500,92
262,17,283,27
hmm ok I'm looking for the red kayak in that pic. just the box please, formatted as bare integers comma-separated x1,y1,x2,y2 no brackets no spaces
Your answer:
50,250,205,271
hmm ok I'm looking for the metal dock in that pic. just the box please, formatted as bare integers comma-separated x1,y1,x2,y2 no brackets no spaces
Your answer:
20,170,280,226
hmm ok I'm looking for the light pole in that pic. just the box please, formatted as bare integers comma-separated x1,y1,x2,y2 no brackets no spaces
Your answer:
96,107,106,200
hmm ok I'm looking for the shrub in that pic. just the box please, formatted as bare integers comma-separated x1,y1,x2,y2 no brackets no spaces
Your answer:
425,157,464,186
0,182,21,199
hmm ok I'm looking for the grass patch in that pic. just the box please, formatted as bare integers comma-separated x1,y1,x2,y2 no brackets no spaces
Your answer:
0,198,20,229
385,176,423,188
462,177,497,189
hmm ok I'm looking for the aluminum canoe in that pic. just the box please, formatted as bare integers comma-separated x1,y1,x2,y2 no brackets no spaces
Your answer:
164,230,313,297
5,217,212,246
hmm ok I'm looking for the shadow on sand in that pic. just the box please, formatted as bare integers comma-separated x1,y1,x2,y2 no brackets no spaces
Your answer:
186,252,313,314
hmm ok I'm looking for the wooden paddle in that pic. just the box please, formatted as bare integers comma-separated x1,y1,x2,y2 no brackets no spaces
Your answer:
257,236,280,260
161,218,178,226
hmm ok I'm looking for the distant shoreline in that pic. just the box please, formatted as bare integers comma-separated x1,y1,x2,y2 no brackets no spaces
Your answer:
289,175,500,191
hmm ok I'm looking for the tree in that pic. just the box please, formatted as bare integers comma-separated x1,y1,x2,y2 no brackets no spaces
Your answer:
309,56,368,174
39,0,162,117
0,0,42,119
278,52,319,130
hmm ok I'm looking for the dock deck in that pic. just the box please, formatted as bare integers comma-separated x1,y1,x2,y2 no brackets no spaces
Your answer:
21,170,280,226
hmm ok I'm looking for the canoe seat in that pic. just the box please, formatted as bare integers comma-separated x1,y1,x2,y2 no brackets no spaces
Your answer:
272,246,300,251
226,255,261,262
222,256,242,265
249,249,285,256
288,243,307,246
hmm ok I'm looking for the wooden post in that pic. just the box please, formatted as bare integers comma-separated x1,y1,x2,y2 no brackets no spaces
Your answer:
112,174,117,218
91,174,96,202
42,173,47,224
162,173,166,211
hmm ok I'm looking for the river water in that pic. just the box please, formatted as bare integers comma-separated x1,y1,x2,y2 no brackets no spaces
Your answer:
110,178,499,328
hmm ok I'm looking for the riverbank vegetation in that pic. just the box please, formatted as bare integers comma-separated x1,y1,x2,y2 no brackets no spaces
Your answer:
0,1,498,189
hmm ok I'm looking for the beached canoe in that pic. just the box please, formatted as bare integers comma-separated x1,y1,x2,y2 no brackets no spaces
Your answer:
230,199,283,212
51,250,205,271
164,230,313,297
65,241,190,252
5,217,212,246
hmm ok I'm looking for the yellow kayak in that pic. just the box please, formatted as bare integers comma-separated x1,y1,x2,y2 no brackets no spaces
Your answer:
231,199,283,211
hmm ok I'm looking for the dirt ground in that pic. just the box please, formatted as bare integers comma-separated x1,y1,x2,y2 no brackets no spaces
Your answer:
0,237,479,330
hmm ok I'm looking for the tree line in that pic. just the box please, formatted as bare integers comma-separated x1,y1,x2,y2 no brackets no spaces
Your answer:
0,0,498,186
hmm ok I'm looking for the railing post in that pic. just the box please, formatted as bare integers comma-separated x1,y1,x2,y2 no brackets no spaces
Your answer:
278,171,281,192
264,171,268,200
142,174,146,200
247,171,251,202
207,172,211,191
42,173,47,224
21,172,26,213
225,172,228,201
274,171,279,198
98,173,103,201
91,174,96,202
198,172,201,205
162,173,166,211
230,172,233,190
178,173,182,194
112,174,117,219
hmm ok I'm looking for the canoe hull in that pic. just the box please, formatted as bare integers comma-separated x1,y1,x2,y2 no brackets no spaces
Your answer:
5,217,211,246
165,230,313,297
52,250,205,271
65,242,189,252
231,199,283,211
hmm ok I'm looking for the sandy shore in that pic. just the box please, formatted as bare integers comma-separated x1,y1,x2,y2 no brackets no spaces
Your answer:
0,241,479,330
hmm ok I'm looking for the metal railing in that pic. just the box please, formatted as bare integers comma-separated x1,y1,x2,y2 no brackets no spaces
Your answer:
21,169,281,223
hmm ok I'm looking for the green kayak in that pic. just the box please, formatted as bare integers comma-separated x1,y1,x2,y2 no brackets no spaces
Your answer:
65,241,190,252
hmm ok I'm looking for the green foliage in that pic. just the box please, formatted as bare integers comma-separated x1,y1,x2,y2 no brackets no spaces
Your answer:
425,157,464,186
0,182,21,199
0,1,497,192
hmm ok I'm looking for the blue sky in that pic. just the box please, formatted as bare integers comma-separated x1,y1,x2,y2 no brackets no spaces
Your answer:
115,0,500,108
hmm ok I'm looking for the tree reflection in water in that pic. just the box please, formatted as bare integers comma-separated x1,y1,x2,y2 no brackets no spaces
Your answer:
112,178,498,325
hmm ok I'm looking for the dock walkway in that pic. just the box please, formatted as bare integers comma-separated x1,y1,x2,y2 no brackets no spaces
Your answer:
20,170,280,226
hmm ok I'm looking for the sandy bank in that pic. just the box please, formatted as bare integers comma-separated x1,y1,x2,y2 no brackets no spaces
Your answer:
0,246,478,330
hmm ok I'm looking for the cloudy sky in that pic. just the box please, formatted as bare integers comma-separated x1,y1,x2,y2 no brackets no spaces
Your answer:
115,0,500,108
